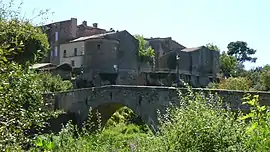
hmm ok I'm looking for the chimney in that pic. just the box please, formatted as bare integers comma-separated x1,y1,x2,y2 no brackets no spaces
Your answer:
82,20,87,26
93,23,98,28
71,18,77,38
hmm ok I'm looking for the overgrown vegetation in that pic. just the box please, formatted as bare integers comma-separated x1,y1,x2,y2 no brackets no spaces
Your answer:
0,1,72,150
134,35,155,64
2,1,270,151
27,87,270,151
206,41,270,92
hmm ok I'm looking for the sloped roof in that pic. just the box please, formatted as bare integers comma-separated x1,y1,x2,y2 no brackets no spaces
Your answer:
181,46,204,52
69,31,119,43
30,63,53,69
56,63,72,71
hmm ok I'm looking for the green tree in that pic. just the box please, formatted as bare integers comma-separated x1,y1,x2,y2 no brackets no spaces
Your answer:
259,65,270,91
0,0,50,65
219,51,238,77
205,43,220,51
0,19,49,65
134,35,155,64
0,1,69,150
227,41,257,63
0,63,72,149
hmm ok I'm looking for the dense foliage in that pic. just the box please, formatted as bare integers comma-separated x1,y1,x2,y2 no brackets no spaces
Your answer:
0,0,50,65
0,2,72,150
134,35,155,64
219,51,238,77
0,20,49,65
0,63,72,150
207,41,270,92
227,41,257,63
2,1,270,151
209,77,252,91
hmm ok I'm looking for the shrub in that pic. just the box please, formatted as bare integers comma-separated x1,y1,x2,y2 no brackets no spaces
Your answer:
137,88,248,151
134,35,155,64
215,77,252,91
240,94,270,150
0,63,72,150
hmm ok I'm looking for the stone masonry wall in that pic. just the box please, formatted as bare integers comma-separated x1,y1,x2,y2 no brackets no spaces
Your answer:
44,85,270,132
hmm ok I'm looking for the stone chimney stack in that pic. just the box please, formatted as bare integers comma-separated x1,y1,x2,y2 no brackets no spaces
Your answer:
82,20,87,26
93,23,98,28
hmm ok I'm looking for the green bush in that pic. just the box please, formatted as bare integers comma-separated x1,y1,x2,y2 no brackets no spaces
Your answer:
135,89,247,151
213,77,252,91
240,94,270,150
134,35,155,64
0,63,72,150
37,72,73,93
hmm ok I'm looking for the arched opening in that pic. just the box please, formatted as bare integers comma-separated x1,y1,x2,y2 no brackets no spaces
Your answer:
84,103,153,134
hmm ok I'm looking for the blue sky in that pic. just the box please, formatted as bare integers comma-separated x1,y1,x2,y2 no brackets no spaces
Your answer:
16,0,270,69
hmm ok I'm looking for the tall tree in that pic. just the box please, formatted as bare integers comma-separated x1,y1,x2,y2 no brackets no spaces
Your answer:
227,41,257,63
219,51,238,77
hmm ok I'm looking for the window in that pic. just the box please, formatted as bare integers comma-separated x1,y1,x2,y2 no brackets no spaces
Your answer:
55,32,58,41
97,44,101,49
63,50,67,57
71,60,75,67
50,50,53,57
74,48,77,56
54,46,58,57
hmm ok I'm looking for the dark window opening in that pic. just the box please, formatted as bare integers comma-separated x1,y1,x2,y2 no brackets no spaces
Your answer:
63,50,67,57
97,44,101,49
74,48,77,56
71,60,75,67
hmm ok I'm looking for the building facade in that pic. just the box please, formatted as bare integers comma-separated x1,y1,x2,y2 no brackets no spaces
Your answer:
59,41,85,68
145,37,186,70
41,18,107,66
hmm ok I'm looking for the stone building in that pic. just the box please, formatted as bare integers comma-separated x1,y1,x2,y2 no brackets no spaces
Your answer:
41,18,107,65
59,41,85,68
57,30,139,87
39,18,220,88
157,46,220,87
145,37,186,70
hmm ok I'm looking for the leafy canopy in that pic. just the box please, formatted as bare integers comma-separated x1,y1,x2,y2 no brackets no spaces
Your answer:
227,41,257,63
0,19,49,65
0,0,50,65
219,51,238,77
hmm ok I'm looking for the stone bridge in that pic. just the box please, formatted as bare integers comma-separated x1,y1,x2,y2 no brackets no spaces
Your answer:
44,85,270,132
